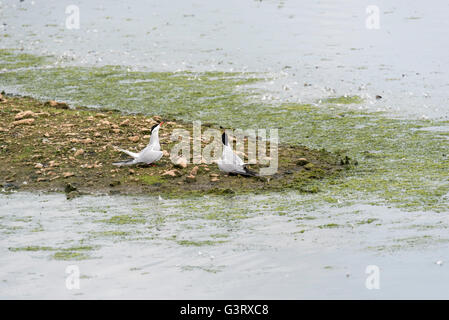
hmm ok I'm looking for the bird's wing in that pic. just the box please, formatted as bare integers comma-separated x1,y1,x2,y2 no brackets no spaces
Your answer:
233,153,245,166
139,149,163,164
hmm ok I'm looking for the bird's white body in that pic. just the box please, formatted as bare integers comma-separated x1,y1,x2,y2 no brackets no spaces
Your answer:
217,136,251,175
113,123,163,166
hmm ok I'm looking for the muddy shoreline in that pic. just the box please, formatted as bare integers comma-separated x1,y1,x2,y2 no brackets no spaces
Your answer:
0,94,347,198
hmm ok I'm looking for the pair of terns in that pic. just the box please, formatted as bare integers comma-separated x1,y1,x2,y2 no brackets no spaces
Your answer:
113,122,256,176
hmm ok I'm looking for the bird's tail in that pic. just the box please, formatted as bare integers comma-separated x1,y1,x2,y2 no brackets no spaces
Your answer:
114,147,139,159
113,158,137,166
242,166,258,177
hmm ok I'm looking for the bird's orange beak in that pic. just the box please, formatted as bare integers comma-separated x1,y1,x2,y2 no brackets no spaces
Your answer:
160,121,164,126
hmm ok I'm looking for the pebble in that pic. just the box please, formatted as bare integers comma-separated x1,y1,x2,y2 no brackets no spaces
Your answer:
34,163,44,169
190,166,199,176
45,100,69,109
3,183,19,190
128,136,140,142
162,169,179,177
174,157,187,168
74,149,84,157
120,119,130,126
296,158,309,166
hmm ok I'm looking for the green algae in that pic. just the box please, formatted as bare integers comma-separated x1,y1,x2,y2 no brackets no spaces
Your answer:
0,52,261,122
9,246,54,252
9,244,95,260
90,230,131,237
318,223,340,229
322,95,364,104
368,235,449,252
180,265,225,273
138,175,165,186
176,239,227,246
52,251,91,260
98,214,146,225
0,49,49,70
356,218,378,225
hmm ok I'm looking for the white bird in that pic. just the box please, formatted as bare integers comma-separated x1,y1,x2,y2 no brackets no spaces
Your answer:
217,132,256,176
113,122,164,166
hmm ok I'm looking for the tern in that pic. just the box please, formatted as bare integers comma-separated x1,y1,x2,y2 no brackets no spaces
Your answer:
217,132,257,176
113,122,164,166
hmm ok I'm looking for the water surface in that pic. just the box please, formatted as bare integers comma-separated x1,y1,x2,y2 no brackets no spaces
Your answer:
1,0,449,299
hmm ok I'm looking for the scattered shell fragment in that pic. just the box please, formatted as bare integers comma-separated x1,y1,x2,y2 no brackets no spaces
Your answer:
162,169,180,177
13,118,35,126
190,166,199,176
128,136,140,142
15,110,37,120
120,119,130,126
45,100,69,109
74,149,84,157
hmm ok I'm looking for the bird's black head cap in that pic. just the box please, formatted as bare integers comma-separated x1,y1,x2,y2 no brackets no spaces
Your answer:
150,122,162,133
222,132,228,146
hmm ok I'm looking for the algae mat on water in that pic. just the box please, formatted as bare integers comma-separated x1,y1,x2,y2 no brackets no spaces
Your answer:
0,50,448,211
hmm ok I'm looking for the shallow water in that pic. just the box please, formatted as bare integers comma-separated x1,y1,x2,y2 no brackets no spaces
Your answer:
1,0,449,299
1,192,449,299
1,0,449,118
